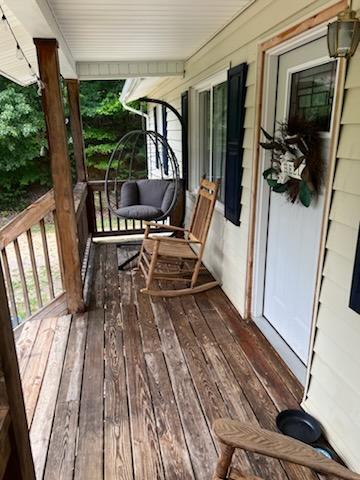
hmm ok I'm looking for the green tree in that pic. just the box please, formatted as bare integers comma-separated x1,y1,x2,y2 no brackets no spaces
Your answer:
79,80,142,177
0,77,50,209
0,77,142,211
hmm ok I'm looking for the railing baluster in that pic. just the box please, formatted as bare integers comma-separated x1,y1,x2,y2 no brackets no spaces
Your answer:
107,200,112,232
13,238,31,318
26,229,43,309
53,211,64,289
40,219,55,300
1,248,18,322
98,191,104,232
115,191,120,231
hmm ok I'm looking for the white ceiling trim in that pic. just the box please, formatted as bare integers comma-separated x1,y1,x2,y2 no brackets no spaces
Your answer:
77,60,184,80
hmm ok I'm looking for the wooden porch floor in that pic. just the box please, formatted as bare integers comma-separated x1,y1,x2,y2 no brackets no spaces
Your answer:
15,243,319,480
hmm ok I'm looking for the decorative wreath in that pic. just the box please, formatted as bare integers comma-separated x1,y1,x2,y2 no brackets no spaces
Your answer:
260,118,324,207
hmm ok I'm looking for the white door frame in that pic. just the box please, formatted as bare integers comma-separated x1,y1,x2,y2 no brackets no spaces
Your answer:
251,24,340,384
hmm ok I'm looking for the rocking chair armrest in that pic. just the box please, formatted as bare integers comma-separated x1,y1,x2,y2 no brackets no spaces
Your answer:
213,419,360,480
147,235,201,245
144,221,188,232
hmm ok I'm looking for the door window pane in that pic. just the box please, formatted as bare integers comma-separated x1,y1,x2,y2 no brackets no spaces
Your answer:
212,81,228,202
288,61,337,132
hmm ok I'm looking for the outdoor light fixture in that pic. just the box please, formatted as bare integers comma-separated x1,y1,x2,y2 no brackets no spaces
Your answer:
327,3,360,58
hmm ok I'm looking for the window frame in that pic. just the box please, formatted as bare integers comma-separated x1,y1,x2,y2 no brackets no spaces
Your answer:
191,69,228,208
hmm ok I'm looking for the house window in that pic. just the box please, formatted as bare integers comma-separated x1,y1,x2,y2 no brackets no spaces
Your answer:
288,61,337,132
198,80,228,201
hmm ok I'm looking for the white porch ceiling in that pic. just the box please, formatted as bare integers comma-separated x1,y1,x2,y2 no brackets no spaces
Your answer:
48,0,253,62
0,0,253,85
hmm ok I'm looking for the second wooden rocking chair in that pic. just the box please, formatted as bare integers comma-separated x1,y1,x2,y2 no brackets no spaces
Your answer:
138,178,219,297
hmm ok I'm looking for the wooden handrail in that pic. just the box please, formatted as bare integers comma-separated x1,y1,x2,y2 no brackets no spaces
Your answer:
0,190,55,250
0,184,87,252
87,179,119,192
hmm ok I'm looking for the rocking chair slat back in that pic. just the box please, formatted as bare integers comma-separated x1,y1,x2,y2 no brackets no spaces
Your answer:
189,179,219,244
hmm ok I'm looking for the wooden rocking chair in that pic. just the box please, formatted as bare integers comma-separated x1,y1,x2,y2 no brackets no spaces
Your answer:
138,178,219,297
212,418,360,480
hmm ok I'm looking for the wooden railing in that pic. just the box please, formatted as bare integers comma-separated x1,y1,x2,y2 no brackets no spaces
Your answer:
0,180,183,325
88,180,152,236
87,180,184,237
0,190,63,326
0,183,91,327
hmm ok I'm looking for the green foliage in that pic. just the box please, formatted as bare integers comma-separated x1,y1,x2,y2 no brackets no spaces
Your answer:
0,77,50,209
299,180,311,207
80,80,141,176
0,76,142,211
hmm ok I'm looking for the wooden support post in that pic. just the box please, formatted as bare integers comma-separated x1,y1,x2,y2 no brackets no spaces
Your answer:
66,79,87,182
0,266,36,479
34,38,85,313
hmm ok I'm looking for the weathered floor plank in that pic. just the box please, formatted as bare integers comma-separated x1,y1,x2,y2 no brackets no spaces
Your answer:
74,247,105,480
104,245,133,480
15,317,41,370
17,243,310,480
21,316,58,428
121,266,165,480
30,314,72,480
45,313,88,480
133,270,194,480
150,295,218,479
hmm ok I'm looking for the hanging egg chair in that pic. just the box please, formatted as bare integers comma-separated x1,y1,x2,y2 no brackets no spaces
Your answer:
105,129,180,223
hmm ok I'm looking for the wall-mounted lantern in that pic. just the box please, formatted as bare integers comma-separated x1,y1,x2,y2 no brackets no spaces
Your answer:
327,5,360,58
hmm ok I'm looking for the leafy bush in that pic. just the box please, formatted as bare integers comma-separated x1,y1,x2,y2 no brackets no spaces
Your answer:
0,77,50,209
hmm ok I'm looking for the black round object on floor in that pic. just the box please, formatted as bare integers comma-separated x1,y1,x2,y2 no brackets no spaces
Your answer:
312,444,336,460
276,410,321,444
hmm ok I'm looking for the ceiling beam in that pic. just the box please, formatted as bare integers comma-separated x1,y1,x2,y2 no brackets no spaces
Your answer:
77,60,185,80
4,0,77,78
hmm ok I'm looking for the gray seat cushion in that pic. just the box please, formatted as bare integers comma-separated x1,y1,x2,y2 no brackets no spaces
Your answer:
119,181,139,208
136,179,172,209
117,179,175,220
116,205,163,220
161,182,176,213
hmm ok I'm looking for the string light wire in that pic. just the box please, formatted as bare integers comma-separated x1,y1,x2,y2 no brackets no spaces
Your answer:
0,4,44,93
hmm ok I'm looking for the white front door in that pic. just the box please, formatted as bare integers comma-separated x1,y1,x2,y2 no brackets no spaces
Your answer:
263,37,337,364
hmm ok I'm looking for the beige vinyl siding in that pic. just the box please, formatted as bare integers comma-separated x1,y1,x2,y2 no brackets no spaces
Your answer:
303,24,360,471
146,0,348,318
140,0,360,468
152,60,256,315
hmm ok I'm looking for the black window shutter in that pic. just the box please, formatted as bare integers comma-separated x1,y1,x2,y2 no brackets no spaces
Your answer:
153,106,160,169
224,63,248,226
181,91,189,190
161,104,168,175
350,225,360,314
